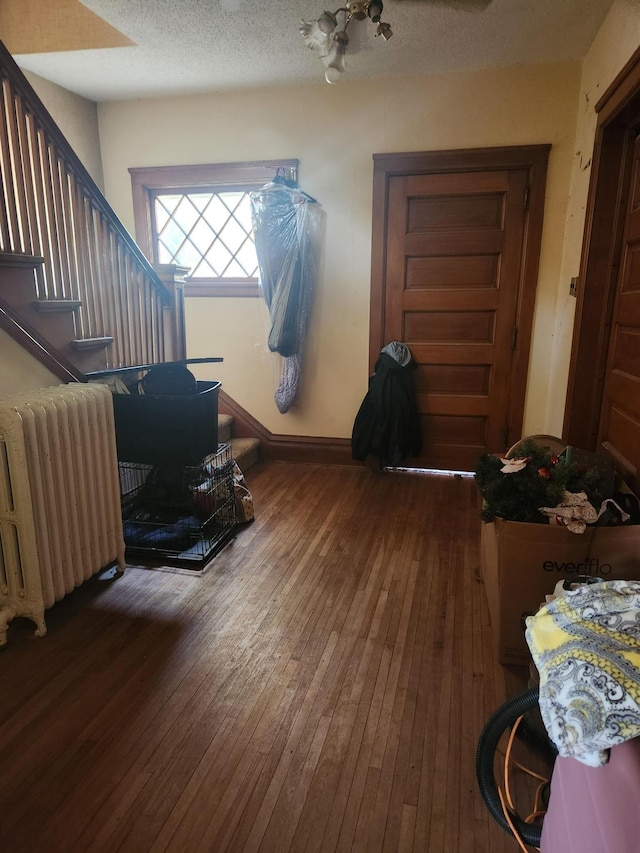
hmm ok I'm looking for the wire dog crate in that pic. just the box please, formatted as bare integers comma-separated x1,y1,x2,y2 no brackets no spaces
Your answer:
119,443,236,565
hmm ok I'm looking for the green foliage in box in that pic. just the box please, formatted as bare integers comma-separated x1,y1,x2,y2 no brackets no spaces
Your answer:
476,438,604,524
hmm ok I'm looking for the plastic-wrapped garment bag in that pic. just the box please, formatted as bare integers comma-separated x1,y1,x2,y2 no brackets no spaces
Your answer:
250,179,324,413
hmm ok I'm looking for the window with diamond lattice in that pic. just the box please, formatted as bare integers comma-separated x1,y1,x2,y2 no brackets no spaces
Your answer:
155,191,258,278
130,159,298,297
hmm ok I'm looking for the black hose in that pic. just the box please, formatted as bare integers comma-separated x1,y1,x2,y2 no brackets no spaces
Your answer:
475,686,547,848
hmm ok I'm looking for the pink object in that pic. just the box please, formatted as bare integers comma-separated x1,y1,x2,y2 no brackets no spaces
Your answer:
541,738,640,852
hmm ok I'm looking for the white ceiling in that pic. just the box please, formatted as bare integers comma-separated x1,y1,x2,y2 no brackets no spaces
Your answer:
14,0,616,102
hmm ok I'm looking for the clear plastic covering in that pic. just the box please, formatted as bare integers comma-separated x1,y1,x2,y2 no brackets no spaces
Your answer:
250,179,324,413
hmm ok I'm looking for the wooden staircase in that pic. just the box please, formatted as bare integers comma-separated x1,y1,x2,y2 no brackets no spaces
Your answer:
0,39,265,472
218,413,261,472
1,254,112,376
0,40,185,383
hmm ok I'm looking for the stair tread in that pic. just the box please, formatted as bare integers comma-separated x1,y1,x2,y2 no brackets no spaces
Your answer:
33,299,82,312
230,436,260,452
218,413,233,443
230,436,260,473
71,337,114,351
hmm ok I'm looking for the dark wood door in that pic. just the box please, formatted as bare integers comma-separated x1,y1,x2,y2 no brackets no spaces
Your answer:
597,134,640,487
382,167,529,471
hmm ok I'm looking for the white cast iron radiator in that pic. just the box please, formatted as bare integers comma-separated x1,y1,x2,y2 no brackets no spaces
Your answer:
0,383,126,646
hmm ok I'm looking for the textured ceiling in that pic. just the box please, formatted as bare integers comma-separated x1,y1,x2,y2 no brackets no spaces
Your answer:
14,0,616,102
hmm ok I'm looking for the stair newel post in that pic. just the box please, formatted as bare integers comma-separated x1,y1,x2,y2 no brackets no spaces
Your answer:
153,263,189,362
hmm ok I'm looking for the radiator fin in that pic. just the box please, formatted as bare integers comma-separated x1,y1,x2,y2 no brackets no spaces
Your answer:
0,383,125,645
0,441,14,512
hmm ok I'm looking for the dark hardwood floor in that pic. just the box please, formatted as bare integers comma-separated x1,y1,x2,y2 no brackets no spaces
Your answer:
0,462,526,852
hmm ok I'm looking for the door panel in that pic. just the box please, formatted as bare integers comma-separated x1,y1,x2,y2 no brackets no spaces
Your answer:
414,364,490,395
406,254,499,289
598,135,640,484
407,192,504,230
383,168,529,470
404,310,496,342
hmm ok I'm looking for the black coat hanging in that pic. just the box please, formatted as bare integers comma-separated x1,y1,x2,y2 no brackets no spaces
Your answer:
351,342,422,468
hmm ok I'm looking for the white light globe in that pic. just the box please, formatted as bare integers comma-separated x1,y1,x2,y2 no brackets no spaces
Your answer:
324,66,343,84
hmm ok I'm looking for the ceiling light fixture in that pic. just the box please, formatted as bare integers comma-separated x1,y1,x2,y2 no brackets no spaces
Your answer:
301,1,393,84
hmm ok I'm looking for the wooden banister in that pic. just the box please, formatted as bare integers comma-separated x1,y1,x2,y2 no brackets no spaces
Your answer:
0,40,163,291
0,39,184,372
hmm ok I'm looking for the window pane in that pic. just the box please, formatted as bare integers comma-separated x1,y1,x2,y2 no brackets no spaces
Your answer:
172,197,200,232
224,257,252,277
156,194,183,216
153,189,258,280
154,202,171,232
191,257,217,277
174,240,201,272
235,239,259,277
157,242,173,264
205,195,232,231
234,194,253,231
190,193,214,212
219,217,247,251
189,218,215,254
220,191,245,213
205,238,234,276
157,218,188,259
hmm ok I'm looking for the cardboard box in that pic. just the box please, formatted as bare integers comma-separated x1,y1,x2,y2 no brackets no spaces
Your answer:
480,518,640,665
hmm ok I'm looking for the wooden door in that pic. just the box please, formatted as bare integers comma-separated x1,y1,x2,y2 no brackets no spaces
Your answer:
380,165,531,471
597,134,640,486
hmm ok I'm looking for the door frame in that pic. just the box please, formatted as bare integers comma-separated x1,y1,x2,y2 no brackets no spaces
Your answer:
564,46,640,464
370,145,550,450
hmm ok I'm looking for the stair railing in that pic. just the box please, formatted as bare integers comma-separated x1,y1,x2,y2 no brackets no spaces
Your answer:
0,39,183,369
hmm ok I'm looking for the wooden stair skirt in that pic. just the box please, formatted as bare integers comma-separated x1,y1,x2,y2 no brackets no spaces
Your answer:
0,256,116,377
217,390,357,469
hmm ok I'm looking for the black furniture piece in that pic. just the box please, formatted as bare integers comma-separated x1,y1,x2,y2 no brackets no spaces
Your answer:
91,358,236,567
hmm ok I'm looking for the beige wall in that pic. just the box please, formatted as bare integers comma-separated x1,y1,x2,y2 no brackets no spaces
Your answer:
24,69,105,190
548,0,640,435
8,1,640,447
98,62,582,440
0,328,59,395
